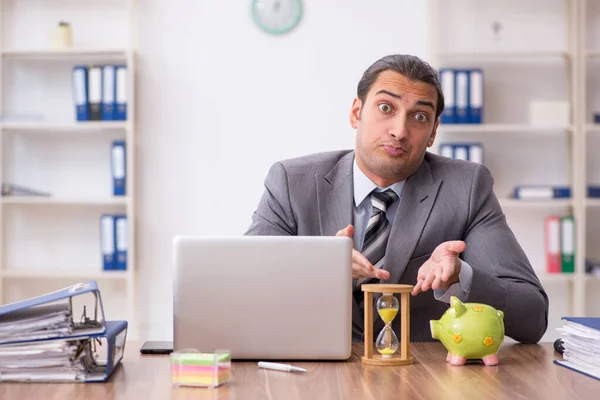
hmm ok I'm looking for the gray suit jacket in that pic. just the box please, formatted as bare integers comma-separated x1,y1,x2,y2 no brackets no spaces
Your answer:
245,150,549,343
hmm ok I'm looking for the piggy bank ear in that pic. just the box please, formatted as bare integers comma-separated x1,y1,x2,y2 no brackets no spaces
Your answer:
449,296,466,317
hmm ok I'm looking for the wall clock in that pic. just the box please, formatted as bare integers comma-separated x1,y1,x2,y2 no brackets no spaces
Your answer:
251,0,303,35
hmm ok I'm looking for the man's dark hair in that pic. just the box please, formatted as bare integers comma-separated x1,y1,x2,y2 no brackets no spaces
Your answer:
356,54,445,120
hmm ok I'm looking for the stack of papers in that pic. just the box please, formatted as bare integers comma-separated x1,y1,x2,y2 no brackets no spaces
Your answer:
0,340,86,381
555,317,600,381
0,304,72,344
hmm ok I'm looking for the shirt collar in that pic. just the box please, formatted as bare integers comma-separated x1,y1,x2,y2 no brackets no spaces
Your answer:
353,157,406,207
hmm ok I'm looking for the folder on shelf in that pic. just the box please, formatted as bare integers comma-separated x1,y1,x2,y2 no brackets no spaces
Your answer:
555,317,600,381
88,66,103,121
439,143,454,158
439,69,455,124
1,182,50,197
0,281,127,382
437,143,483,163
545,216,561,273
100,214,115,270
468,69,483,124
102,65,116,121
453,144,468,161
512,185,571,199
455,70,469,124
561,216,575,273
72,66,89,122
115,215,128,271
115,65,127,121
111,140,126,196
467,143,483,163
589,185,600,198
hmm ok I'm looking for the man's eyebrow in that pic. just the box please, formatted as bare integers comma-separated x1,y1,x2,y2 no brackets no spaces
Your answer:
375,89,402,100
416,100,435,111
375,90,435,111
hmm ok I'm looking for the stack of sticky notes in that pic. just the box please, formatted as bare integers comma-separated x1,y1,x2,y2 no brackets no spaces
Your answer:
170,350,232,388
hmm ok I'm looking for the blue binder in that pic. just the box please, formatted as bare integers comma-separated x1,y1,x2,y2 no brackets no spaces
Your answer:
111,140,126,196
0,281,127,382
468,69,483,124
101,214,115,270
115,65,127,121
114,215,128,271
589,185,600,198
512,185,571,199
455,70,469,124
72,66,89,121
102,65,117,121
439,68,455,124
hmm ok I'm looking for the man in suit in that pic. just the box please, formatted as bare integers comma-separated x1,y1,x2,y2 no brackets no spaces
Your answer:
245,54,549,344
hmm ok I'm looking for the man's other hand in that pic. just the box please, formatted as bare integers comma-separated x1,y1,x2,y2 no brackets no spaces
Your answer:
336,224,390,281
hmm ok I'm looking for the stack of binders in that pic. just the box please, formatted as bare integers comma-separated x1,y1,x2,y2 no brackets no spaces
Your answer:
0,280,127,382
438,142,483,163
100,214,128,271
72,65,127,122
544,215,575,274
439,68,484,124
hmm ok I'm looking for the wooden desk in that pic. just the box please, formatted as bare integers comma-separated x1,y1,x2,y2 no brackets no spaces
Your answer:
0,341,597,399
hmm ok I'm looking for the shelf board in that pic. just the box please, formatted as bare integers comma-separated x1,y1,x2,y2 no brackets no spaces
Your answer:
586,50,600,58
586,198,600,207
1,197,128,205
0,121,127,132
585,124,600,133
1,48,128,60
1,269,128,280
438,124,571,134
537,273,574,282
436,51,570,60
499,198,572,208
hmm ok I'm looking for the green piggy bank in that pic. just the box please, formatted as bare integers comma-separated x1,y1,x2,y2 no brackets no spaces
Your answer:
430,296,504,366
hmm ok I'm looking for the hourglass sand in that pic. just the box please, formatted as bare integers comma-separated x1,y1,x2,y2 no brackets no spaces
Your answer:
361,284,414,366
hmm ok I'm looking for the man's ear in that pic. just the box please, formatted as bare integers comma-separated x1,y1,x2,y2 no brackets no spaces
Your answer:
349,98,362,129
427,118,439,147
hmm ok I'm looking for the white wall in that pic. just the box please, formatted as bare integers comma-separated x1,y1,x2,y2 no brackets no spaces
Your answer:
135,0,432,340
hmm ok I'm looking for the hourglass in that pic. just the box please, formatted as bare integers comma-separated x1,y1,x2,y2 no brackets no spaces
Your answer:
361,284,413,366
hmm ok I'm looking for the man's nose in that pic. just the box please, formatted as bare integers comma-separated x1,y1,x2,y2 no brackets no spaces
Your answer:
388,113,408,140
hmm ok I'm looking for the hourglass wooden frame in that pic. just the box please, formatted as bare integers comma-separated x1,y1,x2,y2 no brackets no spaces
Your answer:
361,284,413,366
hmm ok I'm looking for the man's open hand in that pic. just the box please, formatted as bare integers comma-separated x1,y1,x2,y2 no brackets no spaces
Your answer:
412,240,466,296
336,224,390,281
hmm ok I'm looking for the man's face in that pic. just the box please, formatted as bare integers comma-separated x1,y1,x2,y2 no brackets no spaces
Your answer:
350,70,439,187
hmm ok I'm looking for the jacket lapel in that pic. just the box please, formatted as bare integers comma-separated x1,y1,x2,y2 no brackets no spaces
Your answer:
315,151,355,236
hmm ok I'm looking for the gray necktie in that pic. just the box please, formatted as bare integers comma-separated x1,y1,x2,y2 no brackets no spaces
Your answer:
355,189,398,288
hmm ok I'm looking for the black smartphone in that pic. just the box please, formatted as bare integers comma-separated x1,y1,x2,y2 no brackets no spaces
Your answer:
140,341,173,354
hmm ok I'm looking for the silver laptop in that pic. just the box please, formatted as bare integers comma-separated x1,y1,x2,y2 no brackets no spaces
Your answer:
172,235,353,360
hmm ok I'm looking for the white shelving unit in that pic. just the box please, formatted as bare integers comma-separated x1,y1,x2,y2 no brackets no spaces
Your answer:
428,0,597,341
0,0,138,338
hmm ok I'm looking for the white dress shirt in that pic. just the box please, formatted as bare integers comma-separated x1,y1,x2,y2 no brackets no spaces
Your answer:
352,159,472,302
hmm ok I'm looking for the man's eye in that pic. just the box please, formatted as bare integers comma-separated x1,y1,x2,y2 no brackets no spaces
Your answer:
378,103,392,113
415,113,428,122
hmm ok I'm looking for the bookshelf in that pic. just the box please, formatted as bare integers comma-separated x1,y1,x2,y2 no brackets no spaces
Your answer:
429,0,592,341
0,1,137,338
582,0,600,320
